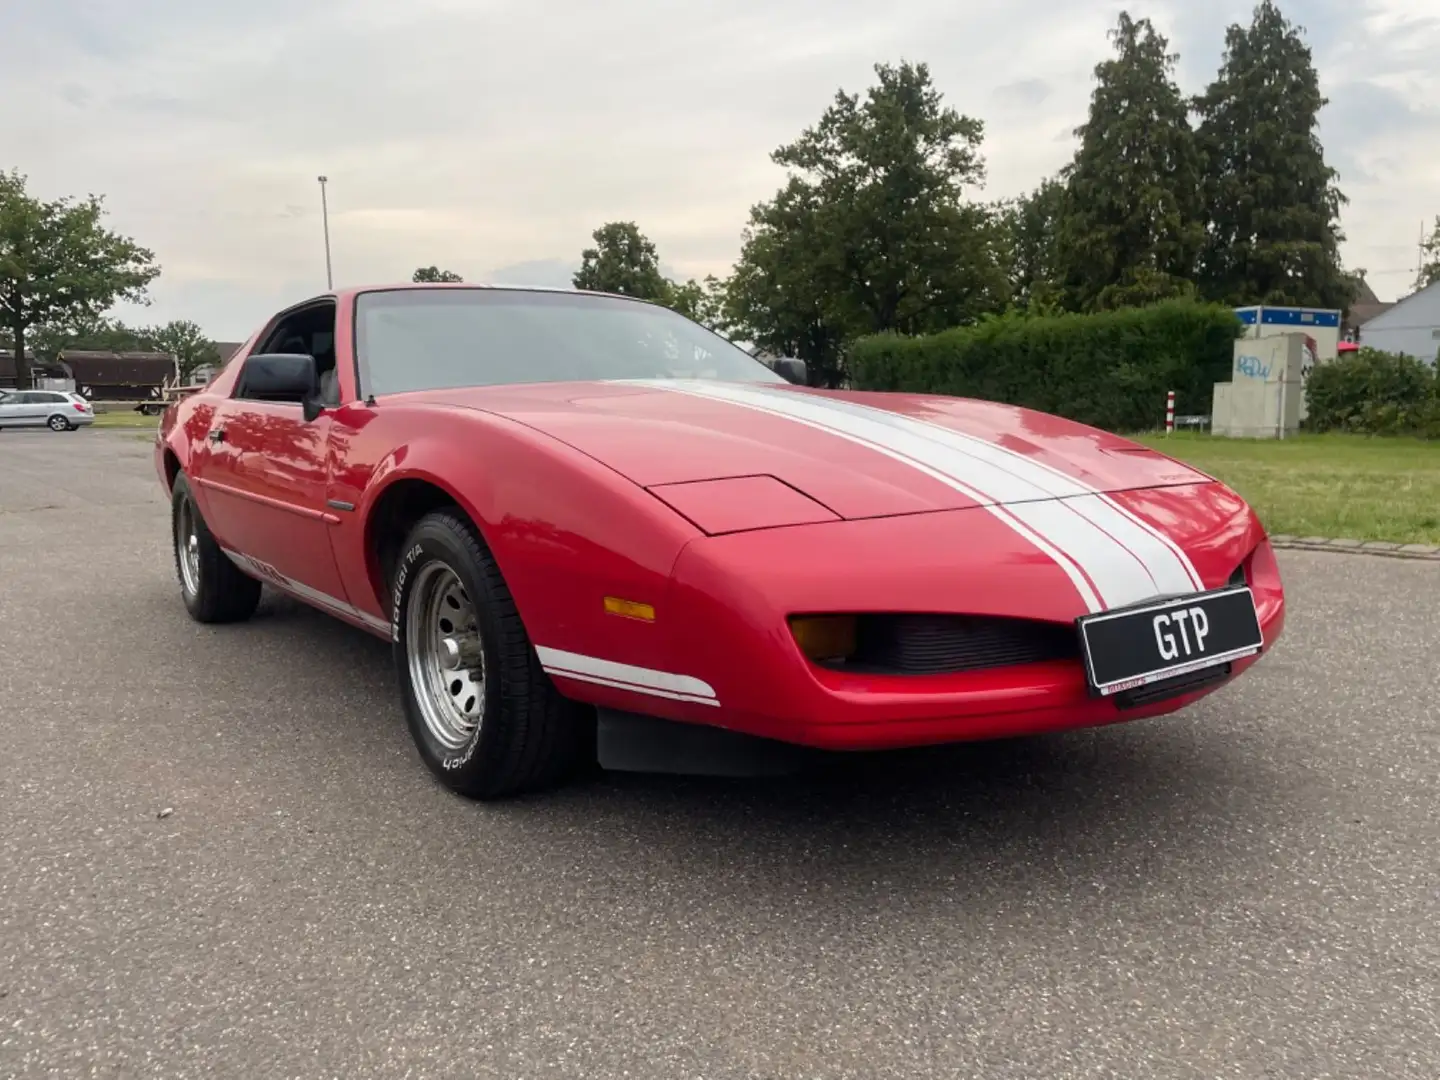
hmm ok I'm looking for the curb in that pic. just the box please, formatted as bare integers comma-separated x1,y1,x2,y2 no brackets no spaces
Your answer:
1269,535,1440,561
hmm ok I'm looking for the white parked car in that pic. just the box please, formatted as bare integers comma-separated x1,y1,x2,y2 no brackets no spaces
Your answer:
0,389,96,431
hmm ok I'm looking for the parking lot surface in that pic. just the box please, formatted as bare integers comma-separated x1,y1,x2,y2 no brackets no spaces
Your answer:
1,430,1437,1079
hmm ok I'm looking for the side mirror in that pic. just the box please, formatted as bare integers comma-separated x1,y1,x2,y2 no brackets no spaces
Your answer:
774,357,807,386
235,353,324,420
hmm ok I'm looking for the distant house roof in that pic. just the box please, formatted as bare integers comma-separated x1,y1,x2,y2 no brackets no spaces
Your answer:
1358,279,1440,332
1351,276,1381,306
1338,276,1394,334
0,350,69,381
60,350,174,386
1349,301,1395,327
213,341,245,363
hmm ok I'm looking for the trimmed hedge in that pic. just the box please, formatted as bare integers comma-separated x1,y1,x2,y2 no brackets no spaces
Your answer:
1305,347,1440,437
849,300,1242,432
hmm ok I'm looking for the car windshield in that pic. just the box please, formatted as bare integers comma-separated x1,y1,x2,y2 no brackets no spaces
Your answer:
354,287,784,396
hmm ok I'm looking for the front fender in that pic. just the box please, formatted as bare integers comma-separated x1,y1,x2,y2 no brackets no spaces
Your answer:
156,397,217,507
336,407,704,673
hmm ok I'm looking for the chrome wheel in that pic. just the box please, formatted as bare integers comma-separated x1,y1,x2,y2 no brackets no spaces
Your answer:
176,496,201,597
405,561,486,750
48,415,69,431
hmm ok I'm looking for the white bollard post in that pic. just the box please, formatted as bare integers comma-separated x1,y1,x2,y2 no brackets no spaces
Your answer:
1165,390,1176,434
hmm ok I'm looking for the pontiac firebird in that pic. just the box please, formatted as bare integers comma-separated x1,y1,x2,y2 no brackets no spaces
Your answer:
156,284,1285,798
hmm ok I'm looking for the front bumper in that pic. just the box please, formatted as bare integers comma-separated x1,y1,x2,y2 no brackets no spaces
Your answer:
631,495,1284,751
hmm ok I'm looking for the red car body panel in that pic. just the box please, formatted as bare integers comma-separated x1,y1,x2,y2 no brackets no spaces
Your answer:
157,285,1284,752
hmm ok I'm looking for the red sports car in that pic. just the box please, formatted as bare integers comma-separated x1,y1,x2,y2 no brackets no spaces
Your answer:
156,284,1285,797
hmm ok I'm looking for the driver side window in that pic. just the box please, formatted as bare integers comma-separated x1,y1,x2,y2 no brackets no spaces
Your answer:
247,302,340,406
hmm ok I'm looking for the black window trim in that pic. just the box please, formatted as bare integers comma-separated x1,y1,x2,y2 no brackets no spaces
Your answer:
233,295,339,406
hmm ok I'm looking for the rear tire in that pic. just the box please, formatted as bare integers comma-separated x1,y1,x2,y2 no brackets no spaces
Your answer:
171,474,263,623
48,414,72,431
392,510,592,799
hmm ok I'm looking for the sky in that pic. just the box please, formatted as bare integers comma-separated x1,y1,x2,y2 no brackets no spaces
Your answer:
3,0,1437,341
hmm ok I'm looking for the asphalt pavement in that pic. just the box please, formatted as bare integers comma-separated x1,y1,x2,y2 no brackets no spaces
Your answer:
1,429,1437,1079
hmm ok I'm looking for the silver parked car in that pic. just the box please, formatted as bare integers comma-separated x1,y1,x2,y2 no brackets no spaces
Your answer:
0,389,96,431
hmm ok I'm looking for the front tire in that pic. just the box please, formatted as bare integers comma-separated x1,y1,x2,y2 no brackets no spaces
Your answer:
171,474,262,623
392,510,591,799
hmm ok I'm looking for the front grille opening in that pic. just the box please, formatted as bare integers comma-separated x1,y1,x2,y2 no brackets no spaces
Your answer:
818,613,1080,676
1228,561,1247,586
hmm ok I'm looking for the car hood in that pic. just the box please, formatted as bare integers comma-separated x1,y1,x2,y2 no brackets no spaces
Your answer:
428,379,1213,524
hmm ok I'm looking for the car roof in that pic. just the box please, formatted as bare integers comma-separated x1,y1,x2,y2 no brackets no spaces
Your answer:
304,282,661,307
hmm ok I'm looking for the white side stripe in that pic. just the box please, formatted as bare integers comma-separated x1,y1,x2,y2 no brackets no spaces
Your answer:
634,380,1202,611
222,548,391,634
535,647,720,706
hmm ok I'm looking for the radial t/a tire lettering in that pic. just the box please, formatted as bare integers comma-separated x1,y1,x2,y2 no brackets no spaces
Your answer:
170,473,262,624
392,510,591,799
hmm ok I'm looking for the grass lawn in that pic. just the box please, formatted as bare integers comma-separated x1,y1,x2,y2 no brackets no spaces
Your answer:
1136,431,1440,546
93,410,161,429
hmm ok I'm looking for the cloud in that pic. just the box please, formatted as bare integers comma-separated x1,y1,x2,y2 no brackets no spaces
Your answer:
992,79,1053,110
485,259,580,289
3,0,1437,339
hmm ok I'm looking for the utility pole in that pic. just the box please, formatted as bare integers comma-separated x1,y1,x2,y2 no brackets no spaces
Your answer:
318,175,334,290
1421,220,1427,288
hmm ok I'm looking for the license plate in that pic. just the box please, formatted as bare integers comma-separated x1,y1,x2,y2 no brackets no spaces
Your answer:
1077,585,1263,696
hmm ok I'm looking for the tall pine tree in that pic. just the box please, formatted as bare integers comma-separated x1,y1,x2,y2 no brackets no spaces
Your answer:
726,62,1008,386
1194,0,1351,309
995,178,1066,312
1055,12,1203,311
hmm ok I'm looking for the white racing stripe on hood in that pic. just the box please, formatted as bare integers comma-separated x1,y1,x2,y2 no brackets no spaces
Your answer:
634,380,1202,611
633,380,1103,611
739,383,1204,598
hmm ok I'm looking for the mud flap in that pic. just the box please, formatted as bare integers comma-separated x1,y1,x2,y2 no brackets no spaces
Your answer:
596,709,815,778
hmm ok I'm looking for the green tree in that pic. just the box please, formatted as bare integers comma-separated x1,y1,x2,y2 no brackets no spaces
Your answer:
725,184,849,385
667,274,730,332
726,61,1008,386
25,316,154,360
1416,216,1440,293
148,319,219,383
412,265,463,283
572,222,671,301
1194,0,1351,309
994,178,1067,312
1054,12,1203,311
0,169,159,390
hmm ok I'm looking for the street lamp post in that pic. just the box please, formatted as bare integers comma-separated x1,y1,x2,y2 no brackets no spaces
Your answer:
317,175,334,290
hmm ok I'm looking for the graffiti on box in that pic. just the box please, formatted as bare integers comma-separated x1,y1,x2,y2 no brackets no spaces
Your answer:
1236,354,1271,379
1236,333,1320,382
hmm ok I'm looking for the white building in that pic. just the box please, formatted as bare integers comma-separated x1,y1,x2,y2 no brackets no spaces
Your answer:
1358,281,1440,364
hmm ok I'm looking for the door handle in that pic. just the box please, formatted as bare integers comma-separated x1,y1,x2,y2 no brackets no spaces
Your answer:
207,427,225,443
